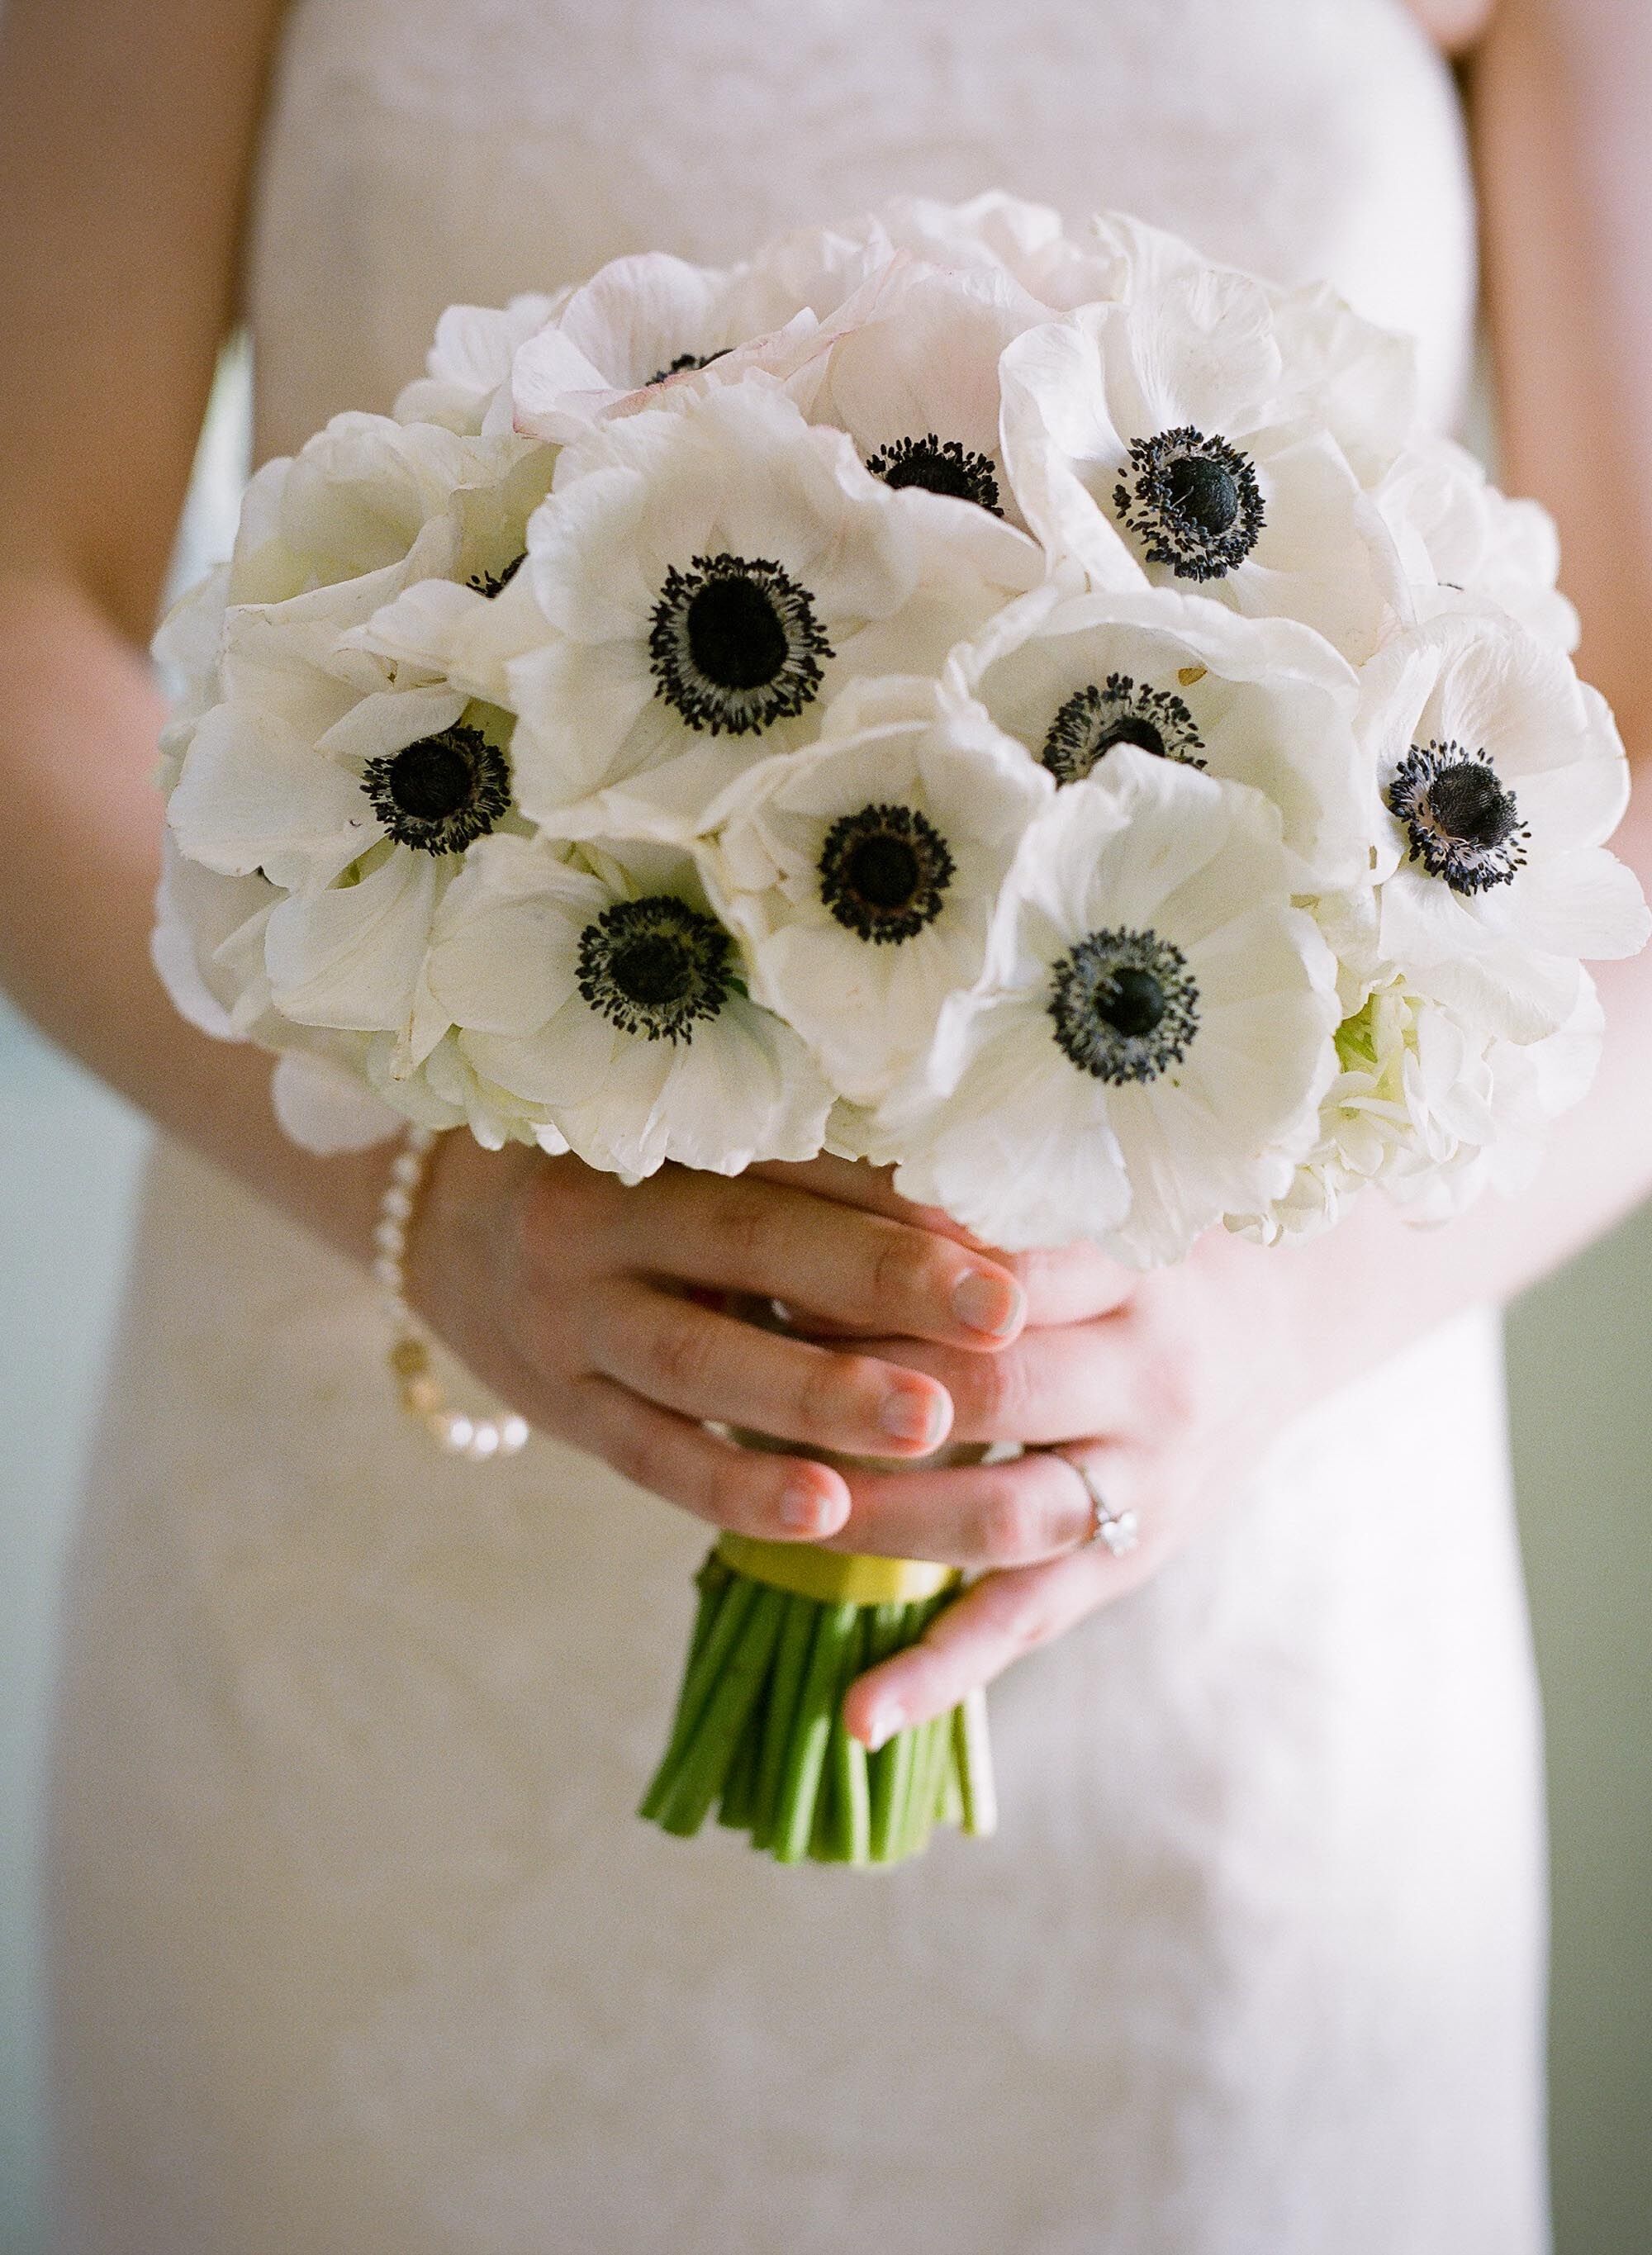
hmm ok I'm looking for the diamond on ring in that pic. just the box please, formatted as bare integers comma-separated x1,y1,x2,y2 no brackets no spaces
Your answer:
1056,1452,1141,1558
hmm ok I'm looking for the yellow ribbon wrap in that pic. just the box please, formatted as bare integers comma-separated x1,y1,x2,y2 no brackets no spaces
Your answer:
715,1532,959,1607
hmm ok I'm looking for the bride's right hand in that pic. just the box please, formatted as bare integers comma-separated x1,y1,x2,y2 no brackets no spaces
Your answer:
403,1136,1028,1541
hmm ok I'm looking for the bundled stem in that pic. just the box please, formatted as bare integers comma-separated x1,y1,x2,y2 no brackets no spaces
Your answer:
640,1553,995,1868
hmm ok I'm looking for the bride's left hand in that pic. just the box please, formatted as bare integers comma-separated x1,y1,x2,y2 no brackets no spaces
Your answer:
752,1157,1312,1751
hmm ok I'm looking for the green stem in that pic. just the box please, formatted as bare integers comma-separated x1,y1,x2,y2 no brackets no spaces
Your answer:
772,1601,859,1864
655,1586,787,1837
750,1593,818,1853
638,1571,761,1821
716,1694,764,1832
954,1686,998,1839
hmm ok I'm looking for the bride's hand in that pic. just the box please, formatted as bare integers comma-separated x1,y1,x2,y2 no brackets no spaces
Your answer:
402,1134,1028,1543
753,1159,1305,1751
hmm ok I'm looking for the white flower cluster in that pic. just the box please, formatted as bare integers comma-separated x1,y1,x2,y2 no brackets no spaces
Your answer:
154,197,1648,1260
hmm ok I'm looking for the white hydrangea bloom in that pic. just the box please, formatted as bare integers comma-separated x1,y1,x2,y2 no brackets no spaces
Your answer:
395,291,569,436
1362,609,1648,1041
1239,971,1606,1245
703,676,1049,1102
952,577,1375,893
999,258,1411,663
506,378,1040,842
423,832,833,1176
1377,435,1581,653
872,747,1340,1261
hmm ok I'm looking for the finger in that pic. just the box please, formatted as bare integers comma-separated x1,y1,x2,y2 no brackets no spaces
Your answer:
843,1537,1152,1744
605,1169,1027,1349
582,1279,953,1458
1005,1241,1140,1329
843,1316,1138,1446
825,1443,1135,1571
567,1373,853,1541
748,1161,1137,1331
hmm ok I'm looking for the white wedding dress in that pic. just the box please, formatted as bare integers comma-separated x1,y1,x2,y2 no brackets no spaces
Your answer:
45,2,1551,2248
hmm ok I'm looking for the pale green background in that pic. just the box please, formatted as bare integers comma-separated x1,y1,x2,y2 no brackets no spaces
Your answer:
2,361,1650,2250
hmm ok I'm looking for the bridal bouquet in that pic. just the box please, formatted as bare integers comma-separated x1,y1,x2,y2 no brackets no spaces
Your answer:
154,195,1646,1866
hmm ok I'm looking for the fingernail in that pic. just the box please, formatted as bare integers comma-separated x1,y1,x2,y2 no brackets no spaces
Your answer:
952,1269,1023,1337
879,1385,947,1447
865,1701,905,1752
780,1478,843,1535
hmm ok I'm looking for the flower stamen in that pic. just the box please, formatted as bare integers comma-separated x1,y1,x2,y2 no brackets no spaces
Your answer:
817,803,956,944
646,349,731,387
1047,926,1200,1083
1386,738,1529,894
361,722,512,855
575,895,733,1042
865,434,1004,516
648,552,833,735
1040,672,1207,785
1113,425,1265,582
466,553,526,599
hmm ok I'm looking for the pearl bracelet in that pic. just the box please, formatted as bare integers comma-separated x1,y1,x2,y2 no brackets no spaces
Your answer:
375,1124,530,1462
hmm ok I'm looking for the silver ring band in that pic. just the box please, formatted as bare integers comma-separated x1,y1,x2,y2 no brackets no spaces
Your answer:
1051,1450,1140,1558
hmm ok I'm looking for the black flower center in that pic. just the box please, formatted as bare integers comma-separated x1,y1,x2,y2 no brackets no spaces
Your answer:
1040,673,1208,786
1165,453,1238,536
575,895,733,1042
466,552,526,599
361,722,512,855
817,803,956,944
865,434,1004,516
1386,739,1529,895
1048,926,1200,1084
1113,425,1265,582
649,552,834,735
646,348,731,387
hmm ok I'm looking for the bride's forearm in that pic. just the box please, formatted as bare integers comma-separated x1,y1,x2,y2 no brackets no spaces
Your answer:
0,566,389,1268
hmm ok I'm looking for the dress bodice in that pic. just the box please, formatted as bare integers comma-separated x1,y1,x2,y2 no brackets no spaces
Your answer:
247,0,1476,462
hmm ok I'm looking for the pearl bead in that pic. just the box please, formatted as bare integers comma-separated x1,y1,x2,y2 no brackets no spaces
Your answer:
381,1125,529,1468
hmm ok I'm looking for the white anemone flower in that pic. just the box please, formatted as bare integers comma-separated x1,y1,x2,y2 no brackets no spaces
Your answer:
225,413,553,612
1362,610,1649,1040
872,746,1340,1261
506,379,1041,842
1077,214,1419,484
395,291,569,436
704,676,1050,1102
422,833,833,1177
999,269,1409,663
1377,436,1580,653
868,193,1126,314
790,254,1053,537
510,249,834,445
164,409,560,1060
170,674,520,1052
952,577,1374,892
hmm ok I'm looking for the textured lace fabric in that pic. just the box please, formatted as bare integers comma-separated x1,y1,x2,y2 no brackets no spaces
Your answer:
45,4,1548,2250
